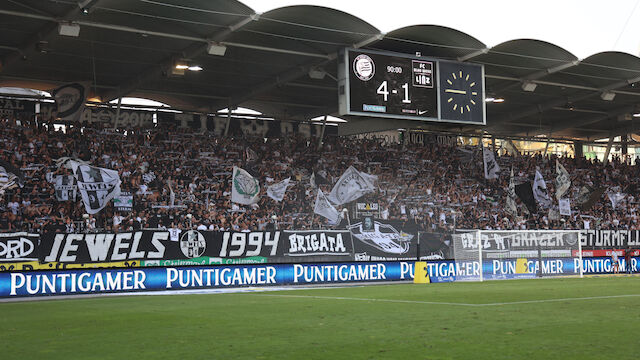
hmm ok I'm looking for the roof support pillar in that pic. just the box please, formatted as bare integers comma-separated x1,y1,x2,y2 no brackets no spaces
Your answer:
603,133,614,166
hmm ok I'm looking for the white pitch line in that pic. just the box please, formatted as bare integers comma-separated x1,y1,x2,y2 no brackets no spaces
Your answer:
253,293,640,307
477,294,640,306
253,294,480,307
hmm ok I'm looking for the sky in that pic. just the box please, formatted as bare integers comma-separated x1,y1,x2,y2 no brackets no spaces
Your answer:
244,0,640,59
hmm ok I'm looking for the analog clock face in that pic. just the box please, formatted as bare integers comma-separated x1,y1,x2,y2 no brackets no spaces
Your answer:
444,70,479,115
438,61,484,123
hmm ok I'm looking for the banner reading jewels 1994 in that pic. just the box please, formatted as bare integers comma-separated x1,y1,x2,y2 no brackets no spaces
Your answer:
38,230,359,266
37,224,451,266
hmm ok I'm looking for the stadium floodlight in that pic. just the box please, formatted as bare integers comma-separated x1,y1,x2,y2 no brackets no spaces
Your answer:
308,67,326,79
207,42,227,56
521,81,537,92
634,113,640,117
58,22,80,37
601,91,615,101
188,65,203,71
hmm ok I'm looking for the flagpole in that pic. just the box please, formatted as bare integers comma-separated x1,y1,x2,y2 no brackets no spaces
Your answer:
343,208,356,257
309,213,315,229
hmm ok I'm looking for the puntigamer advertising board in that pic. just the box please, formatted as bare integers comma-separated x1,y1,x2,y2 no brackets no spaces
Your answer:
1,256,637,298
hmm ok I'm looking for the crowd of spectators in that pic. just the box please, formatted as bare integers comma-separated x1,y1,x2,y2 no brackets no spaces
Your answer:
2,114,640,233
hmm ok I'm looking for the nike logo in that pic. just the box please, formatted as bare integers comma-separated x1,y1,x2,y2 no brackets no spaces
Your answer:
418,110,428,115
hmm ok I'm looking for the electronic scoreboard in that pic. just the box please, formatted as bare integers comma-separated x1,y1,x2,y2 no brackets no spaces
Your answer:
338,48,486,124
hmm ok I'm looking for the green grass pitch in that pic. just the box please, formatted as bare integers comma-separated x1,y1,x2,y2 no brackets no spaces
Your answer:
2,276,640,359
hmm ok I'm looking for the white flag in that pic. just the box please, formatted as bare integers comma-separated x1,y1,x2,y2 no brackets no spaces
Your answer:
482,147,500,179
555,160,571,200
310,172,316,189
314,189,341,223
231,166,260,205
267,177,290,202
505,168,517,216
559,198,571,216
52,82,88,122
607,192,626,210
533,169,552,208
72,163,121,214
328,166,376,205
168,179,175,207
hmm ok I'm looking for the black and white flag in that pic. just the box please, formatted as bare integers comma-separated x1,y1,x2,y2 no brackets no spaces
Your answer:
70,161,121,214
482,147,500,179
231,166,260,205
314,189,341,223
555,160,571,200
505,168,517,216
51,82,88,122
53,175,77,201
558,198,571,216
328,166,377,205
0,160,24,194
533,169,552,208
55,157,90,170
267,177,290,202
310,171,330,189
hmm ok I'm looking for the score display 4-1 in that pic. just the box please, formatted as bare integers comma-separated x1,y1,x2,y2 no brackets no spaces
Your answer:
338,48,486,124
340,49,438,121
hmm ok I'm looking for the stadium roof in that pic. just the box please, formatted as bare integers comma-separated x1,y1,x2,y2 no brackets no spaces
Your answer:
1,0,640,140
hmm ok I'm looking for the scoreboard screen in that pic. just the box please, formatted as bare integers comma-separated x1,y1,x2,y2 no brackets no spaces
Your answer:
338,48,485,125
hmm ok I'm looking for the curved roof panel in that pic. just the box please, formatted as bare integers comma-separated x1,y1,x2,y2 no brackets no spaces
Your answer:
379,25,486,60
1,0,640,140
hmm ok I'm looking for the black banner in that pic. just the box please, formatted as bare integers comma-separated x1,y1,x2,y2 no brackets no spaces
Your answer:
39,230,283,264
350,218,420,261
156,112,336,138
419,232,452,260
24,229,640,266
0,99,35,118
279,230,353,261
40,103,154,128
579,230,640,248
0,232,39,262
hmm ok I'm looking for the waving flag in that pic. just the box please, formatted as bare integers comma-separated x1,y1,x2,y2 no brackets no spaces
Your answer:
314,189,341,223
231,166,260,205
328,166,377,205
482,147,500,179
505,168,517,216
71,162,121,214
555,160,571,200
267,177,291,202
533,170,551,208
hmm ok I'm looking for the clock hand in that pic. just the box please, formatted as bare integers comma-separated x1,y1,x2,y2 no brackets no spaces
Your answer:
445,89,467,94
